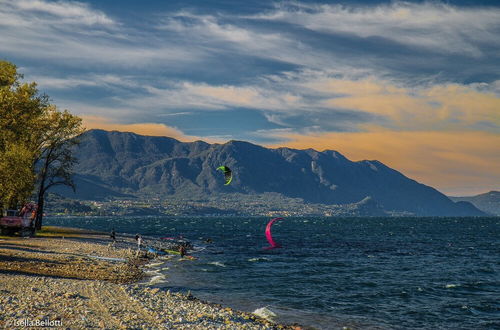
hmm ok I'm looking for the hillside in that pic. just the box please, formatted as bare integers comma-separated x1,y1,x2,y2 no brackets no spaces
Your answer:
450,191,500,216
54,129,484,216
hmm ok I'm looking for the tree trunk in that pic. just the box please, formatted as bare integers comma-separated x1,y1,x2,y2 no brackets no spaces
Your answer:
35,191,44,230
35,147,51,230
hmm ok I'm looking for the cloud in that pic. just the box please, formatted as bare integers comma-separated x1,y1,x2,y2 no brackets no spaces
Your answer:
30,73,141,90
179,82,305,111
185,83,260,106
314,77,500,130
267,129,500,196
81,115,201,142
0,0,200,67
39,69,499,137
13,0,115,26
120,80,306,114
157,11,350,70
254,2,500,57
148,72,500,133
3,1,499,78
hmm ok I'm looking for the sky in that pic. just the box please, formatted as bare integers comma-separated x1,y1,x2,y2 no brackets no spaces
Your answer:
1,0,499,196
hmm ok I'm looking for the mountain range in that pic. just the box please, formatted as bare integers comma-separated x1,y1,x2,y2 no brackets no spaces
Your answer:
54,129,485,216
450,191,500,216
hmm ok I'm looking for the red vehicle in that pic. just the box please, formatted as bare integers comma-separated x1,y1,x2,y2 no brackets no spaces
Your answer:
0,203,37,236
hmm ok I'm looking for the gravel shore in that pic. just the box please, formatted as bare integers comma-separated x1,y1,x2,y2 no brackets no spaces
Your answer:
0,227,298,329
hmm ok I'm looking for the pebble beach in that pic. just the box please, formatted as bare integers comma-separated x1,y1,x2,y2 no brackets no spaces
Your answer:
0,227,297,329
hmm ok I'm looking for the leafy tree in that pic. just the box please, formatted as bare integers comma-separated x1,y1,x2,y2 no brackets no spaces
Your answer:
0,60,48,210
0,60,84,229
0,143,35,209
0,60,18,87
34,107,83,229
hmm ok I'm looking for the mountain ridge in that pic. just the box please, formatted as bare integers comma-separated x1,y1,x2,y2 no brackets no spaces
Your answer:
54,129,485,216
450,191,500,216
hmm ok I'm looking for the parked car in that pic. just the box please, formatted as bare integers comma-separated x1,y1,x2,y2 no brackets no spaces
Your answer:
0,203,36,236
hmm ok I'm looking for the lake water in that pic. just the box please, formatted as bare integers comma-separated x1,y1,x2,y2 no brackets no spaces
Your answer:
46,216,499,329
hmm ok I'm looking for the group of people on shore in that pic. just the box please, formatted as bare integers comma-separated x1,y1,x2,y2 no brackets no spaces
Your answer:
110,229,190,258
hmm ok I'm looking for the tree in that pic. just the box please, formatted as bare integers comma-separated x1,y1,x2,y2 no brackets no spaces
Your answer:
34,108,83,229
0,60,84,229
0,61,49,211
0,143,35,209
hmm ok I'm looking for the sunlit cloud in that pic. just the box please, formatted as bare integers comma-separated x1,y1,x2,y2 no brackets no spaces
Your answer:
314,77,500,130
122,80,306,113
81,115,201,142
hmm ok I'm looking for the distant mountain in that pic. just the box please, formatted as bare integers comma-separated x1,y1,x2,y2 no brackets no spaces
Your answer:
54,129,485,216
450,191,500,216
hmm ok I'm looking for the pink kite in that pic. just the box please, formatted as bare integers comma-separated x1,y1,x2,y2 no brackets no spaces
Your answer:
265,217,284,249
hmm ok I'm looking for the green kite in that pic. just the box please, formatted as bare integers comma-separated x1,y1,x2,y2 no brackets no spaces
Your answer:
216,166,232,185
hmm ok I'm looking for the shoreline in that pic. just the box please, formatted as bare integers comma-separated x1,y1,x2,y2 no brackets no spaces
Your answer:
0,226,300,329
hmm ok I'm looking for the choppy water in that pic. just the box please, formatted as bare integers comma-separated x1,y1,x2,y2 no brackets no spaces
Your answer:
46,216,500,329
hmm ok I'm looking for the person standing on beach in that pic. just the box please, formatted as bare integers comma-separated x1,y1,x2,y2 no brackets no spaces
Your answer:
110,229,116,246
179,244,186,258
135,234,142,256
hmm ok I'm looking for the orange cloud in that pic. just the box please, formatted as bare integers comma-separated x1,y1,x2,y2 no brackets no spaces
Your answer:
425,84,500,125
269,130,500,196
309,77,500,129
81,115,199,141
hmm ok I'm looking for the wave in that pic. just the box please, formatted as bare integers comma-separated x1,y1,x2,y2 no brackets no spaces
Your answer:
145,262,164,268
144,269,160,276
248,257,270,262
149,274,167,285
253,307,277,321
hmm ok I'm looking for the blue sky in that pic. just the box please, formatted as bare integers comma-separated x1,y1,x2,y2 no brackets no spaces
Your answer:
1,0,499,195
